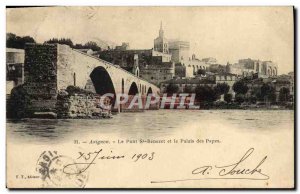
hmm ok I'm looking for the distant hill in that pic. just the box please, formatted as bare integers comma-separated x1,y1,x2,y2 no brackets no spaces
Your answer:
90,37,117,50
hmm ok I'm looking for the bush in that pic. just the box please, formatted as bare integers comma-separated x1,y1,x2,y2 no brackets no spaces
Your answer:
233,80,248,95
166,84,179,95
248,96,257,104
7,33,36,49
279,87,290,102
197,69,206,75
214,83,230,96
183,85,194,93
235,93,245,104
260,83,276,103
195,85,218,102
7,84,31,118
224,93,232,103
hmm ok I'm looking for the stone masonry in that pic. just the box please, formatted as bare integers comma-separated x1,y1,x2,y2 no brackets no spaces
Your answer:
9,43,160,118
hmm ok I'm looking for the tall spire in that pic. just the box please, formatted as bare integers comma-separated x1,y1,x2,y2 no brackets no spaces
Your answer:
159,21,164,38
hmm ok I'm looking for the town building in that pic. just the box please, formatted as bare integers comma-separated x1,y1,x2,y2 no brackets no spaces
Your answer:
98,46,174,86
154,22,169,54
160,77,215,93
140,62,174,86
98,22,217,81
174,54,210,78
226,58,278,78
215,73,237,95
245,74,294,103
201,57,217,65
168,39,211,78
115,42,130,51
160,73,237,97
168,39,190,63
208,64,227,74
6,48,25,95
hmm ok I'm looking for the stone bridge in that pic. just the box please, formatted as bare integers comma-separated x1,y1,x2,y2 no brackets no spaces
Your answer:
56,44,159,96
22,44,160,115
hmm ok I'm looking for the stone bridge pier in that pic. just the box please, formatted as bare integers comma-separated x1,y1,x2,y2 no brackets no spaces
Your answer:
21,44,160,117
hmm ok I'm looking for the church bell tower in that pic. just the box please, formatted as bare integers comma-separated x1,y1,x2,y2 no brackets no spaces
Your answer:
154,21,169,54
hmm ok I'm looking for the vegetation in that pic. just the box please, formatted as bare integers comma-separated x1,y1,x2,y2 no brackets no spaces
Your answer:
45,38,102,51
6,33,36,49
166,84,179,95
7,84,32,118
75,41,102,51
279,87,290,102
7,32,102,52
224,93,232,103
214,83,230,96
235,93,245,104
196,69,206,75
233,80,248,95
183,85,194,93
195,85,218,103
258,83,276,103
44,38,74,47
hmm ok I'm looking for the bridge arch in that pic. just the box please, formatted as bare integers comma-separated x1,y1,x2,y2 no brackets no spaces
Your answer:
128,82,139,95
147,87,153,95
90,66,116,96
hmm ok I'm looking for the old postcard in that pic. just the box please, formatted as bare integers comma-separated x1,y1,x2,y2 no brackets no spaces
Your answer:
6,6,294,189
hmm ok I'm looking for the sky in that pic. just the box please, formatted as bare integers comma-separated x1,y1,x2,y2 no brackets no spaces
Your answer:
6,6,294,74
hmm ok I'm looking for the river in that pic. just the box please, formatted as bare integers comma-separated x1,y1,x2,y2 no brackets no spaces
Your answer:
7,109,294,145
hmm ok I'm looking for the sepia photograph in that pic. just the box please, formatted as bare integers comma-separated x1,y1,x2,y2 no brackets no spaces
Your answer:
5,6,295,189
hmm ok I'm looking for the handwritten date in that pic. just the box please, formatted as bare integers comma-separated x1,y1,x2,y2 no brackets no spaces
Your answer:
63,149,155,175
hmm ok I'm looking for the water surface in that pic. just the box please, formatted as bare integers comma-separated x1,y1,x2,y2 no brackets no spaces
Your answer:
7,109,294,145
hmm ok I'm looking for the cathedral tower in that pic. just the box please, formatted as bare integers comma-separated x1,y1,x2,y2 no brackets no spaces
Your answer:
154,22,169,54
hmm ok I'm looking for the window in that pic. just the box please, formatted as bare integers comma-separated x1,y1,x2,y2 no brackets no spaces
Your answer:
164,77,166,80
151,77,154,80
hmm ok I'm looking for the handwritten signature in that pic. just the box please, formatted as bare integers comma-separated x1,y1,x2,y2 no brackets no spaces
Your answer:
151,148,269,183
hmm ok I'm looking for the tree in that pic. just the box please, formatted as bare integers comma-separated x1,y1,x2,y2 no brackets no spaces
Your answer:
44,38,74,47
195,85,218,102
166,84,179,95
235,93,245,104
183,85,194,93
260,83,276,103
214,83,230,96
7,84,31,118
279,87,290,102
248,96,257,104
6,33,36,49
73,41,102,51
224,93,232,103
197,69,206,75
73,43,85,49
84,41,101,51
233,80,248,95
